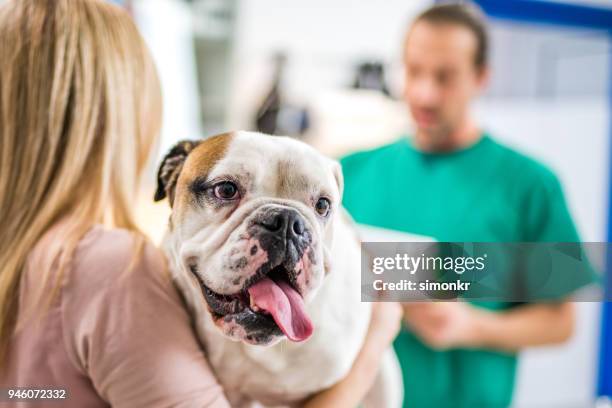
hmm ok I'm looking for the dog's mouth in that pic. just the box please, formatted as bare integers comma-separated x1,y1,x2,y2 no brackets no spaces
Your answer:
190,264,314,342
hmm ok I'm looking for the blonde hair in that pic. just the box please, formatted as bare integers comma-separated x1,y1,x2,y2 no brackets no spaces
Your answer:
0,0,162,366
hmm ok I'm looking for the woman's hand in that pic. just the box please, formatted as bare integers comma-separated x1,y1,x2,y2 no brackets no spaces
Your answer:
303,302,403,408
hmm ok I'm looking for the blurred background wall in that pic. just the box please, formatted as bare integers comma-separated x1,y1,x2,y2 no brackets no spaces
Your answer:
123,0,610,406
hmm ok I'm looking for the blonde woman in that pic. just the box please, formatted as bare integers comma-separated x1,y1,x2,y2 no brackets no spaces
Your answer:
0,1,400,407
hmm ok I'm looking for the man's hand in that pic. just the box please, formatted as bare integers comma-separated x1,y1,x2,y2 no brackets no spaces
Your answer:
402,302,481,350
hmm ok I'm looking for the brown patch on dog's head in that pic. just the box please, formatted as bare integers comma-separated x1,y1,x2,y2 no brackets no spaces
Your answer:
178,133,233,184
154,133,233,207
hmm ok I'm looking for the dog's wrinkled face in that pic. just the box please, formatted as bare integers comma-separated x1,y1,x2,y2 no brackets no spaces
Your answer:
156,131,343,345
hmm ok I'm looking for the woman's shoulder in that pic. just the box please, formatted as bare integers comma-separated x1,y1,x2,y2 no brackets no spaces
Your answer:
78,225,162,262
63,225,174,307
74,225,167,280
63,225,188,342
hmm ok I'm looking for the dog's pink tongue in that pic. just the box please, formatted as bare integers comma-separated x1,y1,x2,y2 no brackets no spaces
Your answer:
247,277,313,342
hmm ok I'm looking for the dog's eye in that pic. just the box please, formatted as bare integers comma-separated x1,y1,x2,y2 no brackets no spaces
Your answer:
315,197,331,217
213,181,239,200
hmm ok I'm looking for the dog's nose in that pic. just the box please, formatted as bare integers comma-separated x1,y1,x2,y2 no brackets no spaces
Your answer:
258,209,306,239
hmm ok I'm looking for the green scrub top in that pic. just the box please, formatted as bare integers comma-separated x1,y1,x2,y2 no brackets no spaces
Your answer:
340,134,588,408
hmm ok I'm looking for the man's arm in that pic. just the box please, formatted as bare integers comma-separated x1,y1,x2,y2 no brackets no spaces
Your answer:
471,301,575,352
402,300,575,352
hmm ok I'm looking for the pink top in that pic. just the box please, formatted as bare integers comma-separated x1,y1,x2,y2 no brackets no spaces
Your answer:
1,224,231,408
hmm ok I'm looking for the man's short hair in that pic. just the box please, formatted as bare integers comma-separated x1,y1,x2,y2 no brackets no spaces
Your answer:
413,2,489,69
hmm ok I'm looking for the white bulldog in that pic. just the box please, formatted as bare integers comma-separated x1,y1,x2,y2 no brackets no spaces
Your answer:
154,131,402,408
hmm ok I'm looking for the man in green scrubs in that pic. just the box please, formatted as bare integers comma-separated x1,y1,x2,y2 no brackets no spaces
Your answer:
341,4,589,407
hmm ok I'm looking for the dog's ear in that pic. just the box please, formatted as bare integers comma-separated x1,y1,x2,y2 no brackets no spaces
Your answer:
154,140,201,205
